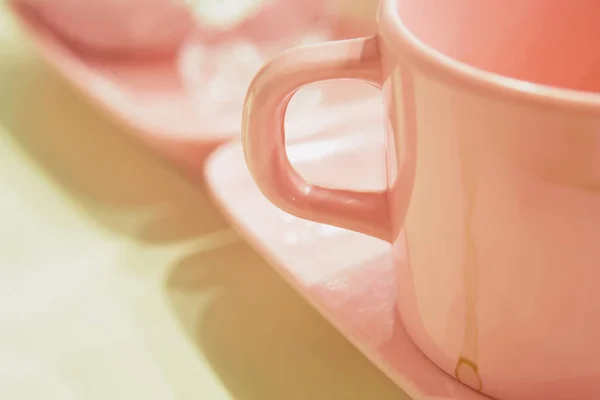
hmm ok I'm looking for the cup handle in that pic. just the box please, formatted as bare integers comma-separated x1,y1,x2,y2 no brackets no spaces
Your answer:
242,36,393,242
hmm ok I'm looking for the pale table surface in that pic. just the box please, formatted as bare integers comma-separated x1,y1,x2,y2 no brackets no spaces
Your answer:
0,4,407,399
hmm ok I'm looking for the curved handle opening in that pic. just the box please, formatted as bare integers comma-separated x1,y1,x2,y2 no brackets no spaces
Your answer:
243,36,394,242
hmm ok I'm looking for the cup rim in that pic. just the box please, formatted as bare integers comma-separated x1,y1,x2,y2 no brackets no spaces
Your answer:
379,0,600,114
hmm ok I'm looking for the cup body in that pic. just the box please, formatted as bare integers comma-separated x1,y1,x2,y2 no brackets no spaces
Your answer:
241,1,600,397
378,1,600,399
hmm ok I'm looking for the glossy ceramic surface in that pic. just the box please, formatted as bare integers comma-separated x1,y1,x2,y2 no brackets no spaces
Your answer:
242,1,600,399
9,0,379,173
205,130,489,400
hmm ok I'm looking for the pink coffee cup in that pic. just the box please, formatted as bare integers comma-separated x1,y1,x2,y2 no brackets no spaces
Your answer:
242,1,600,399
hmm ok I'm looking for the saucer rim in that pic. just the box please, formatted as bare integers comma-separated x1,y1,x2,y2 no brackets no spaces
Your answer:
203,138,492,400
8,1,382,175
203,139,412,396
7,1,229,146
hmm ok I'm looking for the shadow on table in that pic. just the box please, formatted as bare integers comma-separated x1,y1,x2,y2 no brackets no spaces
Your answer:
165,242,407,400
0,48,228,241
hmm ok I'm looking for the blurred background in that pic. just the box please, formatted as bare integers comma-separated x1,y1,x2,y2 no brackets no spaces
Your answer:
0,0,415,399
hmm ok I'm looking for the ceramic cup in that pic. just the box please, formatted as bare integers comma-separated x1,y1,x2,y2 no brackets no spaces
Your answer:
242,0,600,399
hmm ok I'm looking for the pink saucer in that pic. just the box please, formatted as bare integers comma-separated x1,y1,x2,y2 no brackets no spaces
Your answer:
9,1,380,174
204,123,490,400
